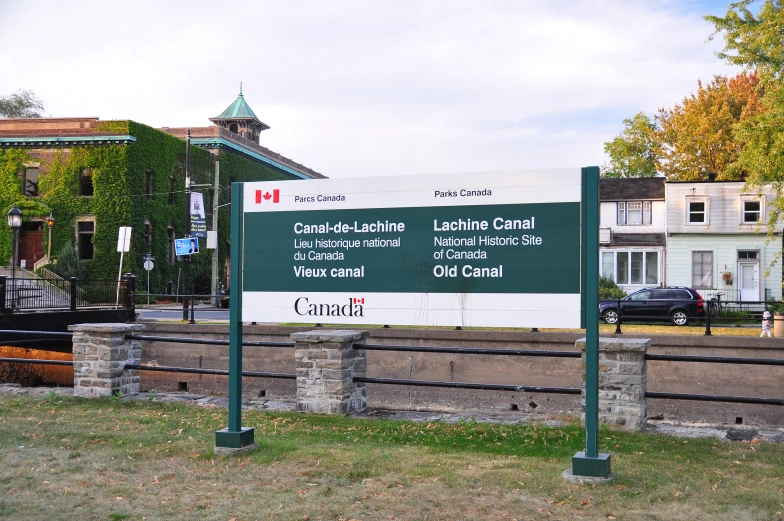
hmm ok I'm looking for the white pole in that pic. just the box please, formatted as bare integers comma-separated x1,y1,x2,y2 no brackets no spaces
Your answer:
115,250,124,306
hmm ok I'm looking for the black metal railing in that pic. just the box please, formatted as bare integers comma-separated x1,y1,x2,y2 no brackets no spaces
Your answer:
0,274,136,313
644,351,784,405
1,328,783,411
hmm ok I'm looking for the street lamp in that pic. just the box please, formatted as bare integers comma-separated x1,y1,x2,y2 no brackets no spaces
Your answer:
46,213,55,260
7,205,22,305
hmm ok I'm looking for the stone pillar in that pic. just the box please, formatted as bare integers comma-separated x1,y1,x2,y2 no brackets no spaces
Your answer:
69,323,145,398
577,337,649,431
774,312,784,338
292,329,369,414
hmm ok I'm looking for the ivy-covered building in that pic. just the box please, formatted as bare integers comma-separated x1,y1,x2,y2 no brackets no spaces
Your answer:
0,90,324,292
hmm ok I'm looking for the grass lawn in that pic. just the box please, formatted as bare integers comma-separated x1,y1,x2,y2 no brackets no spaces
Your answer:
1,395,783,520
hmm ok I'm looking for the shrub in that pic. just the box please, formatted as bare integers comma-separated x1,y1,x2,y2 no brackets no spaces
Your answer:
52,242,85,280
599,277,626,300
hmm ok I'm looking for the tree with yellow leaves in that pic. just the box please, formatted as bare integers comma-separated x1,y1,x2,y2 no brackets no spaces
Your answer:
655,72,764,181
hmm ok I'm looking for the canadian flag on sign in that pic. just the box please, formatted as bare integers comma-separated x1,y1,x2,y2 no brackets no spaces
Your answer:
354,298,365,304
256,189,280,204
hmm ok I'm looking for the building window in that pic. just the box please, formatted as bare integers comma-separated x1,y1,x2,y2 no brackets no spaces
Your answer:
229,123,238,134
22,167,39,196
616,201,651,225
144,220,152,252
168,177,175,205
168,226,175,264
80,169,94,197
601,250,659,286
687,197,709,224
738,250,758,260
692,251,713,288
77,220,95,260
742,199,761,223
145,171,153,199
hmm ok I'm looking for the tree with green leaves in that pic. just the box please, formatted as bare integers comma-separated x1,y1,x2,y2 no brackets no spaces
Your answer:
706,1,784,227
602,112,658,178
706,1,784,81
0,89,44,118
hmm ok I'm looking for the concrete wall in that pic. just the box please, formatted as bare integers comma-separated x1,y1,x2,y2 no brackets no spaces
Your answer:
138,322,784,426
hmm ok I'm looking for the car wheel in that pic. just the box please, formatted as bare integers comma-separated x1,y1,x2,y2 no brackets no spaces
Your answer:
602,309,618,324
671,310,689,326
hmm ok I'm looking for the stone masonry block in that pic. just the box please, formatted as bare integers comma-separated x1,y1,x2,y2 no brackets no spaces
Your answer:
292,329,369,415
577,336,650,432
70,323,145,398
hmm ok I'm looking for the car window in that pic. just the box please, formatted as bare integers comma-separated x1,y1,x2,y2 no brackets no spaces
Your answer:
650,289,670,299
629,290,650,301
672,290,692,299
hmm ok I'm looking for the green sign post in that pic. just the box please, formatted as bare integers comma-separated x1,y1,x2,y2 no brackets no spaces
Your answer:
215,182,255,451
572,166,611,477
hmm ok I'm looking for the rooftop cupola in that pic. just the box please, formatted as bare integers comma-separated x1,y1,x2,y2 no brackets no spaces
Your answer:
209,83,270,144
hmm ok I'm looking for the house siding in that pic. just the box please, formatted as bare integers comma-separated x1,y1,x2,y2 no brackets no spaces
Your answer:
666,234,781,300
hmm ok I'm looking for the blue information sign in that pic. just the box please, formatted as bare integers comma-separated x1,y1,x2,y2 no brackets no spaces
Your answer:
175,237,199,255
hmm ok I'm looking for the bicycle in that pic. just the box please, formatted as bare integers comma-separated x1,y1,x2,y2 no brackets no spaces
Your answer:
710,292,723,317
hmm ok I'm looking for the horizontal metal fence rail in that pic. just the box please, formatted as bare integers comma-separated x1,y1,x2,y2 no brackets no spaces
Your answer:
124,364,295,379
126,334,295,348
354,376,581,394
0,330,74,338
0,357,74,366
645,392,784,406
646,353,784,366
354,343,582,358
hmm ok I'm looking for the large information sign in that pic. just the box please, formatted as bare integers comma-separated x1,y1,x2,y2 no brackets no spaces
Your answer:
242,169,582,328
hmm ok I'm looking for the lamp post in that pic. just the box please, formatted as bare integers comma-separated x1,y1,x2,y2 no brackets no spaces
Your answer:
7,205,22,306
46,213,55,261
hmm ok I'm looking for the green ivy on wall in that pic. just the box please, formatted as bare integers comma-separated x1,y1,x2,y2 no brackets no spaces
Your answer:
0,121,305,294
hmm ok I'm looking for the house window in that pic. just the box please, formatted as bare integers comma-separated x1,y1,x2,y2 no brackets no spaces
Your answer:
168,177,175,205
80,169,94,197
687,197,709,224
627,202,642,225
145,171,153,199
23,167,39,196
616,201,651,225
738,250,758,260
692,251,713,288
168,226,175,264
743,200,761,223
77,220,95,260
601,250,660,286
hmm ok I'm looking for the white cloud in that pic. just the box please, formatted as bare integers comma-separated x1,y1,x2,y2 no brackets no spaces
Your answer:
0,0,738,177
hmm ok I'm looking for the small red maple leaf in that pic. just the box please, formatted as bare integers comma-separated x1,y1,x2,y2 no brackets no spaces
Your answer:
263,192,272,200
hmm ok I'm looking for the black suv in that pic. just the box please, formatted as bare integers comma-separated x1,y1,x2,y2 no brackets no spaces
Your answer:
600,287,706,326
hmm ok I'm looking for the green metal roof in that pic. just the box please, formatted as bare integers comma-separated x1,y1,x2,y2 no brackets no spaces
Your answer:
215,87,259,120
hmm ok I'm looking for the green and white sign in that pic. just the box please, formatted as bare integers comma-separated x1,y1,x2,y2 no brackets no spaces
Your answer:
241,169,583,328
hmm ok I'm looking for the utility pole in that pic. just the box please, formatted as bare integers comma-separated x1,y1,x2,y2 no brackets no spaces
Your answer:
211,160,220,306
182,129,191,321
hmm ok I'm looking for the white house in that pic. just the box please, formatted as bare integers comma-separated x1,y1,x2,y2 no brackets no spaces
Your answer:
599,177,667,293
665,179,782,302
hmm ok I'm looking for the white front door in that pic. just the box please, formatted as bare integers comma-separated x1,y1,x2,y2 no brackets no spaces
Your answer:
739,263,759,301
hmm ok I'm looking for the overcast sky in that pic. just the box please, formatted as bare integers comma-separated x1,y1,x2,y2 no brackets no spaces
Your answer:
0,0,738,178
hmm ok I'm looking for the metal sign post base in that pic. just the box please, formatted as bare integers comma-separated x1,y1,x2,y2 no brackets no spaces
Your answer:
215,427,255,451
572,451,612,478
